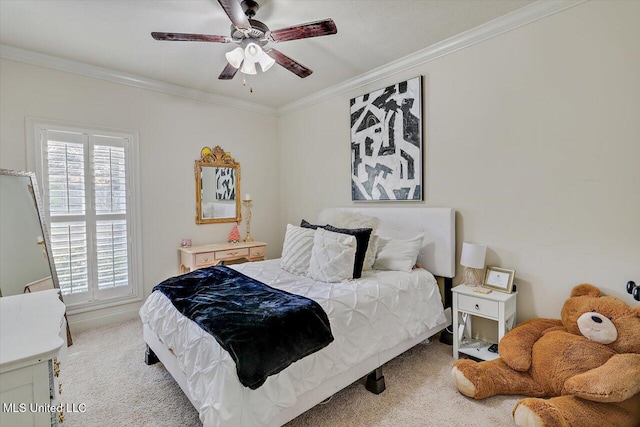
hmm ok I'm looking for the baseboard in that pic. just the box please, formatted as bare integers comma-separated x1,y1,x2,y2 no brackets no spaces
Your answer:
67,301,142,332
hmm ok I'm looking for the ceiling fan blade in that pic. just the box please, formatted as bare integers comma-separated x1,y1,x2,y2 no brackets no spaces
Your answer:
266,49,313,78
217,0,251,30
270,19,337,42
218,63,239,80
151,32,231,43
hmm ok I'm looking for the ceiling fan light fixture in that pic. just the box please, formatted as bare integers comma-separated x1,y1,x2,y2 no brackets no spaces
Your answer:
244,42,261,63
240,60,257,75
258,52,276,72
225,47,245,69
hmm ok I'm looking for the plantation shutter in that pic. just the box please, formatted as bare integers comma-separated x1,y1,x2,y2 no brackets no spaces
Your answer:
38,127,134,306
44,130,90,304
93,136,130,295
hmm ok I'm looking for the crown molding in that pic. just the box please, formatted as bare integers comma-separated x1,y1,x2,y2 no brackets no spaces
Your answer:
0,44,276,116
277,0,587,116
0,1,586,118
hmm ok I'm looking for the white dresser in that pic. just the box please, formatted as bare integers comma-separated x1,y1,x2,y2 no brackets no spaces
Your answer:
0,289,67,426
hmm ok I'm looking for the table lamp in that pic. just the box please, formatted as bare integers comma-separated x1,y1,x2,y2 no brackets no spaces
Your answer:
460,242,487,287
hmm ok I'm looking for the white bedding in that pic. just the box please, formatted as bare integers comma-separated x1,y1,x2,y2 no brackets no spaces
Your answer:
139,259,446,426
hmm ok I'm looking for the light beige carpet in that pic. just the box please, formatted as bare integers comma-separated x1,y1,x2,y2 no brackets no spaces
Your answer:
63,319,520,426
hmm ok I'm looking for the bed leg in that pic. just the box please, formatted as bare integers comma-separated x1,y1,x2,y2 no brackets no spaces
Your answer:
145,344,159,365
365,368,386,394
439,277,454,345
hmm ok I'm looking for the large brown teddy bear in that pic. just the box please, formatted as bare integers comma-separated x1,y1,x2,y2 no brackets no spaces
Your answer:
451,284,640,427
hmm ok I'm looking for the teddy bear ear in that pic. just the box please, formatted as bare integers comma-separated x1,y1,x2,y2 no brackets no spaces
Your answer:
570,283,601,298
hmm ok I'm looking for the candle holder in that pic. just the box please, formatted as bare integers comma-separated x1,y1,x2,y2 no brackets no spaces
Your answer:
242,199,254,242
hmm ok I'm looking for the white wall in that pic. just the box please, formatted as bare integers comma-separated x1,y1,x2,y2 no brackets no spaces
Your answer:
0,59,280,330
277,0,640,325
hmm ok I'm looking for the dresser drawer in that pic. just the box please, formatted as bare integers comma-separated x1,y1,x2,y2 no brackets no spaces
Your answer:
215,247,249,260
195,252,217,266
458,295,499,318
250,246,265,258
180,242,267,273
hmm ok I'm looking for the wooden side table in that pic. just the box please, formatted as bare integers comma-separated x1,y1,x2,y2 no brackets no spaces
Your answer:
452,285,517,361
178,241,267,274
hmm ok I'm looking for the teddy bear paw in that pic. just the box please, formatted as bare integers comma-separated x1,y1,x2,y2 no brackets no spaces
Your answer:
513,398,569,427
451,365,477,398
513,402,545,427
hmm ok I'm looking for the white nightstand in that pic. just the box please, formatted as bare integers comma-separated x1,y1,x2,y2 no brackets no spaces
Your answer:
452,285,517,361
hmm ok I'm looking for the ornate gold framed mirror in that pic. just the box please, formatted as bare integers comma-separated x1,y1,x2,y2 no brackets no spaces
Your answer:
195,146,241,224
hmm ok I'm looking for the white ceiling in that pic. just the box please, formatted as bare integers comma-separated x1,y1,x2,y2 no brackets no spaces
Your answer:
0,0,534,108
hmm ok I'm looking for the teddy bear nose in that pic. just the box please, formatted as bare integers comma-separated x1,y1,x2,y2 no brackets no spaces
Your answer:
591,315,603,323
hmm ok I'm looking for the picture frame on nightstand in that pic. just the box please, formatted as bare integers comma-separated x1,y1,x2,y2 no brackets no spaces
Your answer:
483,266,515,293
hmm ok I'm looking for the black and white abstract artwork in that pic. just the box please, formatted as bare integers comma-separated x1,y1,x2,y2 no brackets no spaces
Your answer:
215,167,236,200
350,76,422,201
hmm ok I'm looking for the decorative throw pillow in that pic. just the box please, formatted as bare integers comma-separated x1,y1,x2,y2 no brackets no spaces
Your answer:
280,224,315,275
324,225,371,279
318,209,380,231
362,234,379,271
307,228,357,283
301,219,372,279
373,233,425,272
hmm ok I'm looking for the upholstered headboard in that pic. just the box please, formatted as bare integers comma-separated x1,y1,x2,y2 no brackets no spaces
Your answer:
324,207,456,279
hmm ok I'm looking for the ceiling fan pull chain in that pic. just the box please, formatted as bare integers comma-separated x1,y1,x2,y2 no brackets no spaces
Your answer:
241,77,253,93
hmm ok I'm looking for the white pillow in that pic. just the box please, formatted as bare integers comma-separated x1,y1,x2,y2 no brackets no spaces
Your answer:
318,208,379,231
307,228,357,283
362,234,379,271
280,224,315,275
373,233,424,272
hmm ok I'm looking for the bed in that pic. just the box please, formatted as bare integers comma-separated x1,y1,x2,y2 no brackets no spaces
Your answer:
139,207,455,426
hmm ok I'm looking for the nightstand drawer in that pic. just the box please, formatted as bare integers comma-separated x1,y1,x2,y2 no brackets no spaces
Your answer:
458,295,499,318
195,252,217,266
250,246,265,258
215,247,249,260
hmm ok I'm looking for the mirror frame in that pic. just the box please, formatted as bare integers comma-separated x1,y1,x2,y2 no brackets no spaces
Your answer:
195,146,241,224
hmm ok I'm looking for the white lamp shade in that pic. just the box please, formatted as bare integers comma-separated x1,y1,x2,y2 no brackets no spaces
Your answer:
225,47,244,69
258,52,275,72
244,43,261,63
460,242,487,269
240,60,257,75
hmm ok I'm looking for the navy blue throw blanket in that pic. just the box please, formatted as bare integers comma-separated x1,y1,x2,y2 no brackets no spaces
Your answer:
153,266,334,389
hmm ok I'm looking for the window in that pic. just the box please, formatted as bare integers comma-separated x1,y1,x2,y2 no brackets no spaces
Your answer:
30,120,142,310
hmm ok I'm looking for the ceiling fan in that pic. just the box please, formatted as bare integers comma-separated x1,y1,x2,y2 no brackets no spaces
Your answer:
151,0,337,80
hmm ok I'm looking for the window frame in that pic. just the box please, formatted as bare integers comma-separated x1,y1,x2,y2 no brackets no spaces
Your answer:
27,118,143,314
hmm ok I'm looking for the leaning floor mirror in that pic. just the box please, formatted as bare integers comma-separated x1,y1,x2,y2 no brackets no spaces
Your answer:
0,169,72,345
